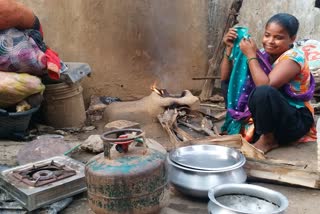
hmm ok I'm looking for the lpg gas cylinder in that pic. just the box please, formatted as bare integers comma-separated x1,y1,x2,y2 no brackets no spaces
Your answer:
85,129,168,214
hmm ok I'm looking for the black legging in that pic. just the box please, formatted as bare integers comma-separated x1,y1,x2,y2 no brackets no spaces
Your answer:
248,86,314,144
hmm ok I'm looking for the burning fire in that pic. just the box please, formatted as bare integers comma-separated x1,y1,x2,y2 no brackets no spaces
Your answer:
151,82,162,95
150,82,169,97
150,82,185,98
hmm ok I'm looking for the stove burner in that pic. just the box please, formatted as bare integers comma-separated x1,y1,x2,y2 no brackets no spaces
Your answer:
32,170,55,181
11,160,77,187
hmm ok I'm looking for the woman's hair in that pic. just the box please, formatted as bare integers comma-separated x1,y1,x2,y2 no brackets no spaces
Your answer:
266,13,299,37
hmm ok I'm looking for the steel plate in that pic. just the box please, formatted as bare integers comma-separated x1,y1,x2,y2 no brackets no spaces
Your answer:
169,145,245,171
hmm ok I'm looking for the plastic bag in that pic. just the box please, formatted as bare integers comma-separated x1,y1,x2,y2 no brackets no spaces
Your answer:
41,197,73,214
0,71,45,107
295,39,320,71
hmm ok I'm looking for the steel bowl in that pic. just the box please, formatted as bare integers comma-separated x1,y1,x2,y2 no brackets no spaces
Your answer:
167,145,247,198
208,184,289,214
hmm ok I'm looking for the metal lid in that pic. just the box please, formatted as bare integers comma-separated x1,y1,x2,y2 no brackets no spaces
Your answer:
169,145,245,171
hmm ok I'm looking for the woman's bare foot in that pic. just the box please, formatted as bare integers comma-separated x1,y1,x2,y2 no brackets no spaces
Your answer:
253,133,279,154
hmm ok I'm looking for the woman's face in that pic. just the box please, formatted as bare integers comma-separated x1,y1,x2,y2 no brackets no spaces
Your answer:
262,22,296,57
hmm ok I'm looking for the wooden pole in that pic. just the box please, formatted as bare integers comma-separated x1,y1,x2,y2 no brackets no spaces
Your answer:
199,0,243,101
192,76,221,80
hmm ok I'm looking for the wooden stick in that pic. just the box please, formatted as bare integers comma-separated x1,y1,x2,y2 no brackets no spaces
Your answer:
173,126,195,142
188,134,242,148
192,76,221,80
178,121,216,137
157,110,180,150
245,158,320,189
197,108,226,121
213,126,221,136
247,158,308,168
200,103,226,110
213,111,227,121
187,134,266,160
199,0,243,101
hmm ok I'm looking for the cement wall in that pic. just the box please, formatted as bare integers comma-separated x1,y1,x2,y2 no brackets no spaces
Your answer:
18,0,239,103
238,0,320,48
18,0,320,103
19,0,215,102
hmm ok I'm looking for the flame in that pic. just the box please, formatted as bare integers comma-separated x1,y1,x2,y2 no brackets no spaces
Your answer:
150,81,157,90
151,81,162,96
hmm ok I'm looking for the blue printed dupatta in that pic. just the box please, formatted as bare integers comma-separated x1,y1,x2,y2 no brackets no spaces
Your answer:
220,27,271,137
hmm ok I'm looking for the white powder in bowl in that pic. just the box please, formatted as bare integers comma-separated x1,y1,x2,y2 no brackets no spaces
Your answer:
216,194,280,213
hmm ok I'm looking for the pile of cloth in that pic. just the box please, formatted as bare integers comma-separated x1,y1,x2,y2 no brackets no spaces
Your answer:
0,15,64,112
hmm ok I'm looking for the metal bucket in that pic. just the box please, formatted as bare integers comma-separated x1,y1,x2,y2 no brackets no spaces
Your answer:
208,184,288,214
42,82,86,128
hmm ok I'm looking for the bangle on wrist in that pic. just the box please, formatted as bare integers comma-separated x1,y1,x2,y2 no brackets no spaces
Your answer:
247,57,258,64
224,51,232,61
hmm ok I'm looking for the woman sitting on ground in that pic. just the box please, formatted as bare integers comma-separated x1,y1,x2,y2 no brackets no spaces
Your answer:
221,13,315,153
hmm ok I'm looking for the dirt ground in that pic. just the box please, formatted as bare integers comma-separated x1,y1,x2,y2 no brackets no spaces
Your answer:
60,181,320,214
61,122,320,214
1,120,320,214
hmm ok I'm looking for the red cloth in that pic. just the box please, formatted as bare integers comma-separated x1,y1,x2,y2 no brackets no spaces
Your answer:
45,48,61,80
38,24,61,80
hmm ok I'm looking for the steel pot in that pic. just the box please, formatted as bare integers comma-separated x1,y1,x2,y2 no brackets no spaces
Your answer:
167,145,247,198
208,184,288,214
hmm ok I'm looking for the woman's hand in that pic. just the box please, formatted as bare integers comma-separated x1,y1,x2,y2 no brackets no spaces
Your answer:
239,37,258,58
223,28,238,48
